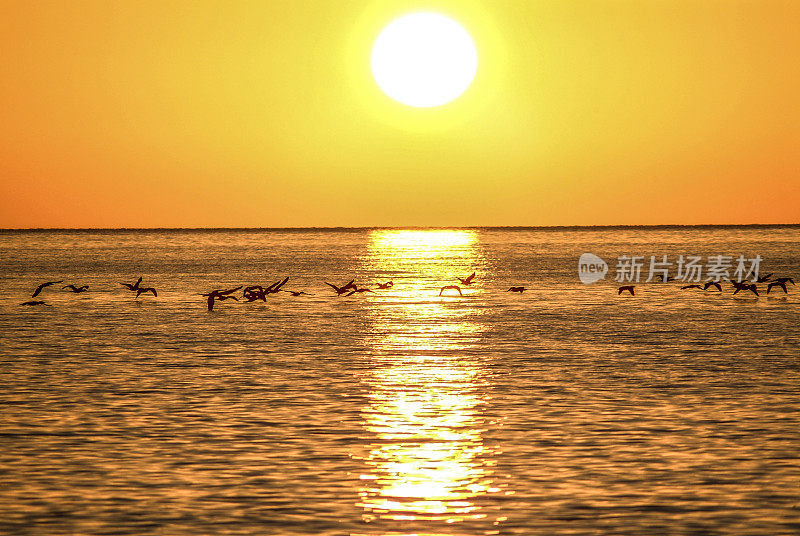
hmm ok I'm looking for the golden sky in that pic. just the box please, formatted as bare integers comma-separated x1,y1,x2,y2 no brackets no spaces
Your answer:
1,0,798,228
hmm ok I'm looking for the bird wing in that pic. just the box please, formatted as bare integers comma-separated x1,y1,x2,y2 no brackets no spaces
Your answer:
465,272,475,284
31,284,45,297
222,286,243,295
325,282,340,292
273,277,290,292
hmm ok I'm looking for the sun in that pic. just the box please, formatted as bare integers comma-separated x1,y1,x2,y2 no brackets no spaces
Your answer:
371,13,478,108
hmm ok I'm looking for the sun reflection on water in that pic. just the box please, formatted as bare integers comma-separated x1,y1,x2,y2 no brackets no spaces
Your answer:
355,230,503,532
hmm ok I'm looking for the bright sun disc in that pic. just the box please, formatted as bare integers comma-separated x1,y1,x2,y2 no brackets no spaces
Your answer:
371,13,478,108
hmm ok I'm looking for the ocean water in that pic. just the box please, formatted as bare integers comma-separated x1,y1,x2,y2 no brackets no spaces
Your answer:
1,226,799,535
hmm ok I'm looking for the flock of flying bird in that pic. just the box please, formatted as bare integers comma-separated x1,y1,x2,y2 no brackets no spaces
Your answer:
16,272,528,309
616,272,795,296
19,276,158,306
15,271,794,308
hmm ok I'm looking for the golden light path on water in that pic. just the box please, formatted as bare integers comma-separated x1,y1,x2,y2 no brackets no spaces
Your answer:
355,230,507,535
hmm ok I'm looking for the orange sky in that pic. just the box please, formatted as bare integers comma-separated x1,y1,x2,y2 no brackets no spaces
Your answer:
1,1,798,228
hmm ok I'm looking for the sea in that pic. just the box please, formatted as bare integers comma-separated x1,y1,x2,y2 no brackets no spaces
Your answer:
1,225,799,535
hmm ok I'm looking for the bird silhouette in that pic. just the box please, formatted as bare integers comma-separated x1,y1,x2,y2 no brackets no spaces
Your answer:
731,281,759,296
618,286,635,296
756,273,773,283
439,285,463,296
767,281,789,294
32,280,63,298
681,284,703,290
703,281,722,291
266,276,290,294
283,290,308,296
120,277,143,291
375,281,394,289
507,286,527,293
774,277,795,285
243,285,267,302
202,286,242,311
20,300,50,306
457,272,476,285
207,293,238,311
135,287,157,298
62,284,89,293
325,280,356,296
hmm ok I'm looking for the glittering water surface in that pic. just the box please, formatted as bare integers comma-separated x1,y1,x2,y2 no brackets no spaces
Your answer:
1,227,799,535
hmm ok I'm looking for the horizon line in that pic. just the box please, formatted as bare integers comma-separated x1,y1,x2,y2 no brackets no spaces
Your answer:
1,223,798,232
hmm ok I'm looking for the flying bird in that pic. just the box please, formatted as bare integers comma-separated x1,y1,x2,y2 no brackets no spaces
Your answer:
283,290,308,296
31,280,63,297
756,273,773,283
202,286,242,311
439,285,463,296
325,280,356,296
206,293,238,311
774,277,795,285
507,286,527,293
681,284,703,290
767,281,789,294
265,276,290,294
376,281,394,289
731,281,759,296
62,284,89,293
243,285,267,302
457,272,476,285
703,281,722,291
618,286,635,296
135,287,157,298
20,300,50,306
120,277,143,291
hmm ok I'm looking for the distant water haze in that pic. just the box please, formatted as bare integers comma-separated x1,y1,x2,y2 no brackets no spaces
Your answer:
1,226,798,535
